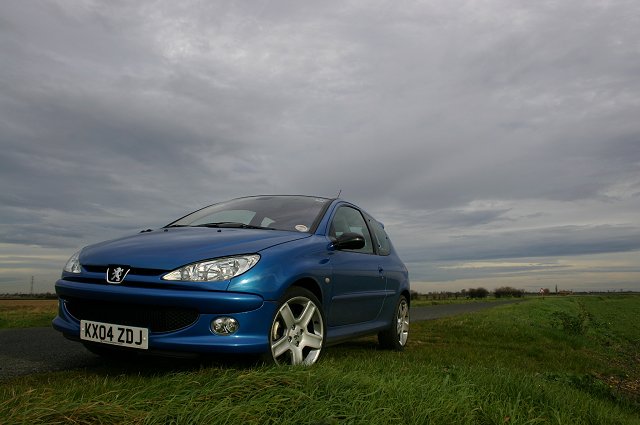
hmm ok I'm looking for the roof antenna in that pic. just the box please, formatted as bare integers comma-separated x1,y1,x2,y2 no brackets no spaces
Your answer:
336,189,342,198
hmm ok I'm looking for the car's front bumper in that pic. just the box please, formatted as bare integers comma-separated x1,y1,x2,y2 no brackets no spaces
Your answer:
53,279,277,355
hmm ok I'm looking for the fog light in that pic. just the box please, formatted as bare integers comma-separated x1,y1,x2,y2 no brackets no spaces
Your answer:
211,317,239,335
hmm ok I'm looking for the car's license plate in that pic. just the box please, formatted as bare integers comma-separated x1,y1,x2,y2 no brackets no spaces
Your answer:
80,320,148,350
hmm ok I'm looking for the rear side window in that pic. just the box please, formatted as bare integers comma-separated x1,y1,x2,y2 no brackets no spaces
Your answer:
368,216,391,256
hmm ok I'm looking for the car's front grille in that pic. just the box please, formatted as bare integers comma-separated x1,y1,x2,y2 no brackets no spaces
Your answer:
64,298,199,333
83,265,166,276
66,265,169,288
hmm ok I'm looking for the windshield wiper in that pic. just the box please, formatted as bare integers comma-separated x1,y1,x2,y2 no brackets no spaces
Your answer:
193,222,274,230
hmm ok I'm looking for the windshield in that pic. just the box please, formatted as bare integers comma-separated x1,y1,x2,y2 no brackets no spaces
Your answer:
167,196,332,233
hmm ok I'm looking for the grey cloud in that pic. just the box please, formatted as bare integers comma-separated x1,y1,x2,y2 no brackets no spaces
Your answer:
375,208,513,231
404,225,640,263
406,260,570,284
1,0,640,291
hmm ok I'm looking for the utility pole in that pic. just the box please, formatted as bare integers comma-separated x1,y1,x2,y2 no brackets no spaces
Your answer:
30,276,34,295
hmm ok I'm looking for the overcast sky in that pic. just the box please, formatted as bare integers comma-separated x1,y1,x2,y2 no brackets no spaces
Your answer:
1,0,639,294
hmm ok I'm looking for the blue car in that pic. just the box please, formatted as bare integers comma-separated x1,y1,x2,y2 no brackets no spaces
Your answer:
53,195,410,365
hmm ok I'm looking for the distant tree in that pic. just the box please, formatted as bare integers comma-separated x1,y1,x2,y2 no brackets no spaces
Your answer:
467,287,489,299
494,286,525,298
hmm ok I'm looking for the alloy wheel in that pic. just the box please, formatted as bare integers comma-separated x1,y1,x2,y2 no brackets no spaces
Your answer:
396,298,409,346
269,295,324,365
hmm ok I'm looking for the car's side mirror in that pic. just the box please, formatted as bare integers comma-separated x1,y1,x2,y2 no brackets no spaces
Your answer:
331,232,366,250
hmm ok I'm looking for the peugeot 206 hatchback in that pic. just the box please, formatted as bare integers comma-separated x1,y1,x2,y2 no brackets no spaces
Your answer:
53,195,410,365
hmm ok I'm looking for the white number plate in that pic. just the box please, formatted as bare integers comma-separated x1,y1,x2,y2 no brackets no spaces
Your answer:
80,320,148,350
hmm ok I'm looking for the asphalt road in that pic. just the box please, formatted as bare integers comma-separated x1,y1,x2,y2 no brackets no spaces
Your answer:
0,300,520,381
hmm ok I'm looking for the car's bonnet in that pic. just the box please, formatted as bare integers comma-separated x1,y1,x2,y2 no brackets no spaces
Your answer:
79,227,310,270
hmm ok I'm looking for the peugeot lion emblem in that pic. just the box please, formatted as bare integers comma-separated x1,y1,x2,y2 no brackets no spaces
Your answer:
106,266,130,284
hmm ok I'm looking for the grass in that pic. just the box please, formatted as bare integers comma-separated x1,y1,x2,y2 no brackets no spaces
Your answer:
0,299,58,329
1,295,639,424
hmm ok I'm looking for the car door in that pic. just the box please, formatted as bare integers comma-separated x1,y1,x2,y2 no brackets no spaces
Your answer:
365,213,403,302
327,205,386,326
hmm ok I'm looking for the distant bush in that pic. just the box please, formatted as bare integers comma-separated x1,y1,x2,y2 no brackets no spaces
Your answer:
0,292,57,300
426,291,461,300
494,286,525,298
466,287,489,299
408,292,466,304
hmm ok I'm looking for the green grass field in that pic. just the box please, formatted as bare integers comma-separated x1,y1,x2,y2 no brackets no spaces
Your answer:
1,295,638,424
0,299,58,329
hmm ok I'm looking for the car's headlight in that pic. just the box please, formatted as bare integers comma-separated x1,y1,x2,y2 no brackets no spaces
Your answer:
162,254,260,282
63,250,82,274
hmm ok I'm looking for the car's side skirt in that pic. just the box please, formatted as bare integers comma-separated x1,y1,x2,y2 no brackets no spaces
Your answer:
324,319,389,346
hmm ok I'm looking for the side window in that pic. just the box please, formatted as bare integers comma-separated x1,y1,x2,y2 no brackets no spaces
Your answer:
329,206,374,254
368,216,391,256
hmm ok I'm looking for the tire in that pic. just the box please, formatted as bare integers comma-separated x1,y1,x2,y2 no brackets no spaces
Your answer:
378,295,409,350
264,287,325,366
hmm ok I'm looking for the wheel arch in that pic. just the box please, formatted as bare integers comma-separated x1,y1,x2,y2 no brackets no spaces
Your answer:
288,277,323,305
400,289,411,308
